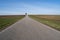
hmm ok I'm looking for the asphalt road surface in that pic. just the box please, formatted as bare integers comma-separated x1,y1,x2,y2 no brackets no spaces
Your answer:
0,16,60,40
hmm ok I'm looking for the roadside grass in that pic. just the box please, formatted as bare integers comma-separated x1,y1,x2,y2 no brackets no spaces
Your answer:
0,15,25,31
29,15,60,31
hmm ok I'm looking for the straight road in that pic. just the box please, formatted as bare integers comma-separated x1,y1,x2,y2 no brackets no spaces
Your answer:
0,16,60,40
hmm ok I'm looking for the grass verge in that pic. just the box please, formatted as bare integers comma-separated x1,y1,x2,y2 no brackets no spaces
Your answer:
29,15,60,31
0,15,25,31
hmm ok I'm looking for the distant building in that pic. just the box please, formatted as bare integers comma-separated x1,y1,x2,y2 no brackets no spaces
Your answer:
25,13,27,16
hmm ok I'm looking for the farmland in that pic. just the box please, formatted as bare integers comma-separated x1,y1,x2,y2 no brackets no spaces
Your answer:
0,15,25,31
29,15,60,31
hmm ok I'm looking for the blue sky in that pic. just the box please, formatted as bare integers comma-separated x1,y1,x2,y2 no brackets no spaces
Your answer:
0,0,60,15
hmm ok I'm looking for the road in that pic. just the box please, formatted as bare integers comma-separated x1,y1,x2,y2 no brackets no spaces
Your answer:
0,16,60,40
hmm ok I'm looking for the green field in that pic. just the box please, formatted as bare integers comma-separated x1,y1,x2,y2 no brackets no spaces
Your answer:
29,15,60,31
0,15,25,31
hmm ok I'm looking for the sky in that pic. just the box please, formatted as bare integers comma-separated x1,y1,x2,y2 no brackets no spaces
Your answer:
0,0,60,15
